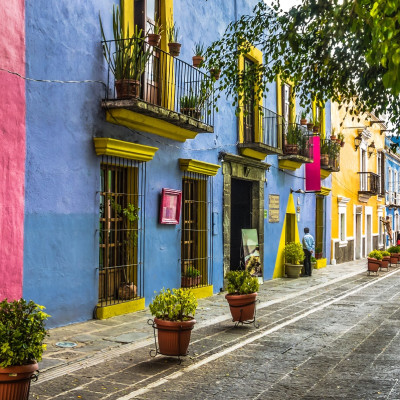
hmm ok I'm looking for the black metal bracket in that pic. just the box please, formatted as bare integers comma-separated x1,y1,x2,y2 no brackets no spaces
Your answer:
147,319,186,364
230,299,260,328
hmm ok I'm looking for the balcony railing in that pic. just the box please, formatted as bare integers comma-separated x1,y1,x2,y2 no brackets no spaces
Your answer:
101,37,214,130
358,172,379,195
282,123,313,161
320,139,340,172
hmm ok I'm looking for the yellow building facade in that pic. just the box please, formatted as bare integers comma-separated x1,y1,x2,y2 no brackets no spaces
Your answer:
331,103,386,264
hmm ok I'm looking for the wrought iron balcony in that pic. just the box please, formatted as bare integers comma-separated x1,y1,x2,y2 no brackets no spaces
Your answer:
280,123,313,162
358,172,379,199
320,139,340,172
238,107,284,158
101,37,214,140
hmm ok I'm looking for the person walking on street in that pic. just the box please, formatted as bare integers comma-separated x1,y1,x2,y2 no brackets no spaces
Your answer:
302,227,315,277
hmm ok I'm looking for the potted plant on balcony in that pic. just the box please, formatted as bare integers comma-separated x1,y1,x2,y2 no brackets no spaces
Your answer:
367,250,382,275
147,18,163,47
209,60,221,80
100,6,152,99
0,299,49,400
181,266,202,288
285,124,301,154
300,110,307,125
192,42,205,68
320,139,329,166
180,94,201,119
306,115,314,131
149,288,197,356
330,128,337,141
338,132,345,147
167,22,181,57
284,242,305,278
225,270,259,323
313,118,320,133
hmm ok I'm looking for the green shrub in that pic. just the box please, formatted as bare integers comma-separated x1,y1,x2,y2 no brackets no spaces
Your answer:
0,299,50,368
381,250,390,257
284,242,305,265
183,266,201,278
368,250,383,260
387,246,400,254
225,270,259,295
149,288,197,321
311,256,317,263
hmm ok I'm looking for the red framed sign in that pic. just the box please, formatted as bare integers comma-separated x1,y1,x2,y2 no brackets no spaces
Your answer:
159,188,182,224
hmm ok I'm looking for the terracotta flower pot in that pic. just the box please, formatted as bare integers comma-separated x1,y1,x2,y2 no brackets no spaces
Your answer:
168,42,181,57
181,108,201,120
225,293,257,322
181,275,202,288
147,33,161,47
315,252,322,259
340,140,345,147
285,144,298,155
0,362,38,400
300,119,307,125
313,125,320,133
192,55,204,68
381,256,390,271
154,317,196,356
307,123,314,131
115,79,140,99
320,154,329,166
367,257,381,274
210,68,221,80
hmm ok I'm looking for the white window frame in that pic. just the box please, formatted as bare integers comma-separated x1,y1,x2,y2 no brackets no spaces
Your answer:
378,206,384,248
338,196,350,247
389,167,393,204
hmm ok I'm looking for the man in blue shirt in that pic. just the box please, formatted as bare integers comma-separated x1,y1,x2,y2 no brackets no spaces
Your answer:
302,227,315,277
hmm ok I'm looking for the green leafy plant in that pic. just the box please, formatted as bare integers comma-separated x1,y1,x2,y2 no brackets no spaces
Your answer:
311,256,317,263
167,22,179,43
149,288,197,321
180,94,199,109
193,42,205,57
183,266,201,278
320,138,329,155
152,17,163,35
225,270,259,295
315,246,322,253
0,299,50,368
286,124,302,145
387,245,400,254
284,242,304,265
300,110,307,120
368,250,383,260
381,250,390,257
99,5,152,81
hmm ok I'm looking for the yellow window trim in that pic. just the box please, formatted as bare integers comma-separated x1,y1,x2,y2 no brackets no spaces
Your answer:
312,99,326,138
179,158,220,176
278,159,303,171
317,186,331,196
238,45,263,143
93,137,158,162
95,297,145,319
276,75,296,124
184,285,213,300
239,147,267,161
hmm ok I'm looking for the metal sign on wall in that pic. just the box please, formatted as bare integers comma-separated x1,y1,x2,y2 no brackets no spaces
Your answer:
269,194,280,223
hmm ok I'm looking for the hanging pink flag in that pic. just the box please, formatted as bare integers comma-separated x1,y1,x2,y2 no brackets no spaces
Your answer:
305,136,321,191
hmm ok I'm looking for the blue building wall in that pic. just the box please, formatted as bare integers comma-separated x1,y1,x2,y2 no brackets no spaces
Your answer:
23,0,332,327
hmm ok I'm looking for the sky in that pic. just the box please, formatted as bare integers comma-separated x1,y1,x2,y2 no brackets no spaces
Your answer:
265,0,302,12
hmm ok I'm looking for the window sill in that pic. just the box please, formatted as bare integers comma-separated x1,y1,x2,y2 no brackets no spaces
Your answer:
339,240,348,247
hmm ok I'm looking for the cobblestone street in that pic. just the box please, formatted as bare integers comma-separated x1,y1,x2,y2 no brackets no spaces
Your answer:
28,262,400,399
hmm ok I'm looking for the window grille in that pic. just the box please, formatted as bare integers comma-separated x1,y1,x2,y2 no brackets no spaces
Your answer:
98,156,146,306
181,171,213,289
243,58,255,143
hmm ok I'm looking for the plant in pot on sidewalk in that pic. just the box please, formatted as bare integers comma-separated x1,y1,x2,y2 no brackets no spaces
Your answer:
284,242,305,278
367,250,382,275
0,299,50,400
225,270,259,323
315,246,323,259
380,250,390,271
100,5,152,99
192,42,205,68
181,266,202,288
167,22,181,57
311,256,317,270
149,288,197,356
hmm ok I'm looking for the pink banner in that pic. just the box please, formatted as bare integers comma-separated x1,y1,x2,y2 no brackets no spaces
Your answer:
305,136,321,192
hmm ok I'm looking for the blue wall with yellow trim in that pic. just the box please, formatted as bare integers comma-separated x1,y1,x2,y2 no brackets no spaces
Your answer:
22,0,332,327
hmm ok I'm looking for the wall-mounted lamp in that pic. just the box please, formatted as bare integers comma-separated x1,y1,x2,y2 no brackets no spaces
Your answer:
354,133,362,151
290,188,305,194
368,141,376,158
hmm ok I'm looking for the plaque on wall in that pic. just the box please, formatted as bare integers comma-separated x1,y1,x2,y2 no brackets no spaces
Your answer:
269,194,280,223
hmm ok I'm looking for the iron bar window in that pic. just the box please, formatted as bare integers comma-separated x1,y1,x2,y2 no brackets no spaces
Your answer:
98,156,146,306
181,171,213,289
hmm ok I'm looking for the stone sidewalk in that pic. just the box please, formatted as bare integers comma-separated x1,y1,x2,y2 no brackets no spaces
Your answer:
39,260,367,377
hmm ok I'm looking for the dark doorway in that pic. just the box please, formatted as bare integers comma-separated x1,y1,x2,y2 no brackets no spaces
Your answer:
230,178,253,270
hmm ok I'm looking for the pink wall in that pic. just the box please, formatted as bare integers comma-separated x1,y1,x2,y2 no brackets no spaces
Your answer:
0,0,26,300
305,136,321,192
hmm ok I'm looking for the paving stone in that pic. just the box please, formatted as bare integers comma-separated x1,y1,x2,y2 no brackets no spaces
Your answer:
108,331,150,343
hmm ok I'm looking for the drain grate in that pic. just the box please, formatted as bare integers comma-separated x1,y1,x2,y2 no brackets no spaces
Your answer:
55,341,77,348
